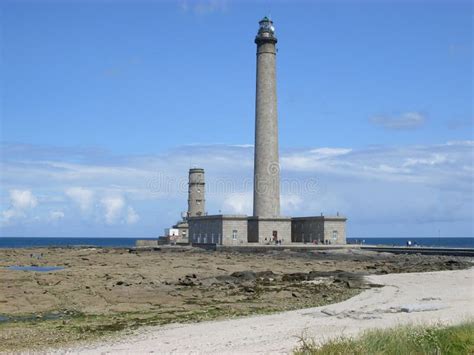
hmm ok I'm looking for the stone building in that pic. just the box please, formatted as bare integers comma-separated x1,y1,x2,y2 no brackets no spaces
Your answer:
187,168,205,217
179,17,347,246
171,219,189,244
164,168,207,244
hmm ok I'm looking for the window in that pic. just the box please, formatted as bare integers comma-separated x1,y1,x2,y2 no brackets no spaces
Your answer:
232,230,238,240
332,230,338,240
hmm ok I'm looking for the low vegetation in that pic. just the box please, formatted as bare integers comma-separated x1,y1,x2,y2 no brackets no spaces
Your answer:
0,288,360,352
294,321,474,355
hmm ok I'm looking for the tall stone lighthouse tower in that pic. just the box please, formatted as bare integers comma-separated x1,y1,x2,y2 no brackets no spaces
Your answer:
253,17,280,218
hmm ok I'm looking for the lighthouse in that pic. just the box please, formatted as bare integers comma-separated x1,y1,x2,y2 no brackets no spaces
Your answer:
253,16,281,218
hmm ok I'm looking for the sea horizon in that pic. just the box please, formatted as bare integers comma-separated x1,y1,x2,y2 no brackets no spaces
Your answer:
0,236,473,249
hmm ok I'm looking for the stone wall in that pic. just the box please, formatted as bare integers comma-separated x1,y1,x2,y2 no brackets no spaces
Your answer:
248,217,291,244
323,218,347,245
188,215,248,246
135,239,158,247
188,217,222,244
291,217,324,243
222,218,248,246
291,216,347,245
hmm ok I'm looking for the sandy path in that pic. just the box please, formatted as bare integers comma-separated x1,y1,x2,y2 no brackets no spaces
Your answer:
59,268,474,354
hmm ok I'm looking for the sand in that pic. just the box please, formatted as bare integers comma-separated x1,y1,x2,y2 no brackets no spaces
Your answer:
57,267,474,354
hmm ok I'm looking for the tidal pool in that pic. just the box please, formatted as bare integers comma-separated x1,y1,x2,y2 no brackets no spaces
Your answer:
6,266,65,272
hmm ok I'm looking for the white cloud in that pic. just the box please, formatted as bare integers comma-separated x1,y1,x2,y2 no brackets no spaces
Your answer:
1,189,38,224
231,144,253,148
370,112,426,130
2,208,22,222
126,207,140,224
308,148,352,158
281,194,303,214
10,189,38,210
65,187,94,212
49,210,65,221
222,192,252,214
101,195,125,225
403,153,449,168
0,141,472,237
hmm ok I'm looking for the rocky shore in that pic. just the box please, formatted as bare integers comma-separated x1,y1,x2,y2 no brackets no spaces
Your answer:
0,247,471,351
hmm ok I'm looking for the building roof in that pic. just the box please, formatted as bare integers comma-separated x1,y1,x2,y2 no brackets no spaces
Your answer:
188,214,248,220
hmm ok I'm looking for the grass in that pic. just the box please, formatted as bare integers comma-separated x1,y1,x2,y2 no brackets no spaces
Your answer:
0,305,289,352
294,321,474,355
0,284,361,352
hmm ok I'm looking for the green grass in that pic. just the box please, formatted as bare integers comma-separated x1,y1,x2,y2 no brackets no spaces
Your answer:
0,306,285,352
294,321,474,355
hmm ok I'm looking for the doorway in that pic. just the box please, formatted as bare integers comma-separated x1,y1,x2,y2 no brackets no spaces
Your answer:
272,230,278,243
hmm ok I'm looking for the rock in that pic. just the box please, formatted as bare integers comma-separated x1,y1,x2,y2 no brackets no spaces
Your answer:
116,281,129,286
400,304,445,313
321,309,336,316
231,271,256,281
200,277,220,287
256,270,275,278
178,278,196,286
345,280,361,289
420,297,441,301
242,286,255,293
282,273,308,282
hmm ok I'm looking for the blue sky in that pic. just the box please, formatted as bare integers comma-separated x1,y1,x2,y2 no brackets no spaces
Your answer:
0,0,472,238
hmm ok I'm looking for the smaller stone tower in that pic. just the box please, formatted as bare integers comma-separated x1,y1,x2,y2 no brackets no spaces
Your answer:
188,168,206,217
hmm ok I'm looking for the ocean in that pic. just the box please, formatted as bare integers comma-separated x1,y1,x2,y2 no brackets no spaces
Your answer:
0,237,154,249
0,237,473,249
